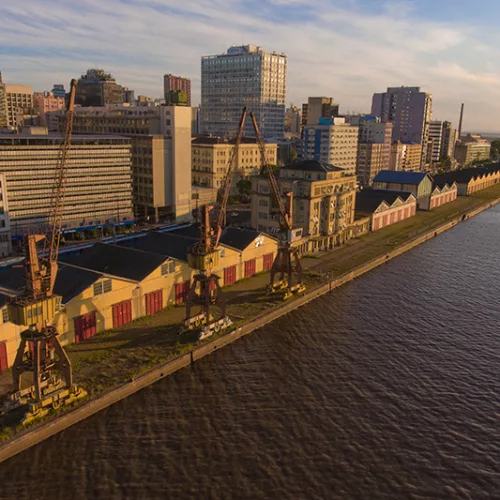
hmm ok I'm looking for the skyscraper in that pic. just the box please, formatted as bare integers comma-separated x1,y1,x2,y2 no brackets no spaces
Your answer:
164,74,191,106
75,69,124,107
371,86,432,169
427,120,443,165
440,121,458,159
201,45,287,139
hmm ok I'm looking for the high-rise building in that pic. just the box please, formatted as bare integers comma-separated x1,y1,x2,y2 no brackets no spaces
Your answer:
454,134,491,166
305,97,339,125
51,84,66,99
71,105,192,222
371,86,432,169
304,117,359,176
427,120,443,165
164,74,191,106
389,141,422,172
440,121,458,159
192,137,277,193
348,115,392,187
201,45,287,139
0,173,12,257
33,91,66,131
122,87,135,104
75,69,124,107
0,83,34,129
285,106,302,136
0,134,133,235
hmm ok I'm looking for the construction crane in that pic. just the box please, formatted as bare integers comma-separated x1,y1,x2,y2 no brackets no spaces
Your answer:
2,79,87,424
182,108,247,338
250,112,305,299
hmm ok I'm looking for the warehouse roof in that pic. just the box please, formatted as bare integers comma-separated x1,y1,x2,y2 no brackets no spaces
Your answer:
130,232,197,262
282,159,344,173
434,164,500,186
373,170,430,185
64,242,166,282
355,190,415,214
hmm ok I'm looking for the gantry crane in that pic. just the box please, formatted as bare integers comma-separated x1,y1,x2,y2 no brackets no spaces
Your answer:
2,79,87,424
182,108,247,338
250,112,305,298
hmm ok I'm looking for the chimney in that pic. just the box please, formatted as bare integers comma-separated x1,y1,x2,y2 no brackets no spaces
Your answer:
458,103,464,139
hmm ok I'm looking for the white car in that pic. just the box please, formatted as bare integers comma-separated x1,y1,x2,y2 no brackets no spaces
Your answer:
230,212,239,216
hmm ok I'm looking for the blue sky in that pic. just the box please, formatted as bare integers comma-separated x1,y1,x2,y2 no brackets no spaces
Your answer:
1,0,499,131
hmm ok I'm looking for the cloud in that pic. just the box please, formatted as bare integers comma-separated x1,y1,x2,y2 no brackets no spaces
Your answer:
0,0,499,132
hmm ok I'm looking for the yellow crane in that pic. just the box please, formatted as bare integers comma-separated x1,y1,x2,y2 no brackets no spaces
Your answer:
3,80,87,424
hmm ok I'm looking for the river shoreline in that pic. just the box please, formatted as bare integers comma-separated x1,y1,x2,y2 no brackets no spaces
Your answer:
0,195,499,464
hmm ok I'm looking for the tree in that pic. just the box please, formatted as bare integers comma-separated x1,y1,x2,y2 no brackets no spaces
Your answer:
490,139,500,161
259,164,280,176
439,155,452,172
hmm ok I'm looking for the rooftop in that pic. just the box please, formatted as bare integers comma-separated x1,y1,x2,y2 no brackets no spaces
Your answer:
373,170,430,185
433,164,500,186
281,159,345,173
355,189,415,214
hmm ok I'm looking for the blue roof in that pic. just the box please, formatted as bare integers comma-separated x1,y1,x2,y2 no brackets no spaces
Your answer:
373,170,429,185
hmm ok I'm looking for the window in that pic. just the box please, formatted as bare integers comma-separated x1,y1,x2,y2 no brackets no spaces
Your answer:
103,279,112,293
2,308,8,323
93,279,112,296
93,282,103,296
161,261,176,275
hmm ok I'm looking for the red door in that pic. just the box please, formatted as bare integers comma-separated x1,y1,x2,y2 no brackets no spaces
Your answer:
145,289,163,315
263,253,274,271
112,300,132,328
175,281,190,304
224,265,237,286
245,258,256,278
0,341,7,373
74,311,97,343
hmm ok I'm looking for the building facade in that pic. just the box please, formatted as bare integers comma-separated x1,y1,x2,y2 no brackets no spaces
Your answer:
71,105,192,222
51,84,66,99
371,86,432,169
0,135,134,235
440,121,458,159
427,120,443,165
454,134,491,166
75,69,124,107
192,137,277,192
304,117,359,176
164,74,191,106
251,160,356,250
389,141,422,172
201,45,287,139
0,173,12,257
305,97,339,126
33,91,66,132
1,83,34,129
285,105,302,136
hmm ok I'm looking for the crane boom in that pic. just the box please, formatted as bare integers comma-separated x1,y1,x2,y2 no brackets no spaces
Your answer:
214,107,247,248
249,112,293,231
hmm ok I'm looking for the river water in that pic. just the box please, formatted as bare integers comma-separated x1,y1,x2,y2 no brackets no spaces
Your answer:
1,207,500,499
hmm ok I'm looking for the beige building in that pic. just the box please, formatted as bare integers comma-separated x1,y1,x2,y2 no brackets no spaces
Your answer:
0,134,133,235
192,137,277,193
454,134,491,166
34,91,66,131
304,117,359,176
251,159,356,251
0,83,33,129
389,141,422,172
71,105,192,222
305,97,339,125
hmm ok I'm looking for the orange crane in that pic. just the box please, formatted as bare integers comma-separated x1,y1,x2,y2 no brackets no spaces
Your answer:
3,79,87,424
250,112,304,298
183,108,247,337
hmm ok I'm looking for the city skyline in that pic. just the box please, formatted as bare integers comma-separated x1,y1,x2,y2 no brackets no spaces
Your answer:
1,0,500,132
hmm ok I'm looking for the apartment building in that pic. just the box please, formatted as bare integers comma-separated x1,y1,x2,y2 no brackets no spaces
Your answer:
251,159,356,250
164,74,191,106
0,83,34,129
34,91,66,131
285,106,302,136
305,97,339,126
0,135,133,235
427,120,443,165
389,141,422,172
192,137,277,193
303,117,359,176
441,121,458,159
71,105,192,221
201,45,287,139
371,86,432,168
454,134,491,166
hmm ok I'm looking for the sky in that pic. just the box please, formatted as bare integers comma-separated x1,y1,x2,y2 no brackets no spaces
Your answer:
1,0,500,132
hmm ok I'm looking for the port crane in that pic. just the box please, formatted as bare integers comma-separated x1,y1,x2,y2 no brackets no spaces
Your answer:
249,112,304,298
183,108,247,337
2,79,87,424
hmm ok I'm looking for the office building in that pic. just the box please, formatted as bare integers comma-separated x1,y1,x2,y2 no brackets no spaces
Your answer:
348,115,392,187
304,117,359,176
51,84,66,99
454,134,491,166
0,134,133,235
251,159,356,251
191,106,200,135
441,121,458,159
201,45,287,139
389,141,422,172
192,137,277,193
427,120,443,165
164,74,191,106
33,91,66,131
0,81,34,129
285,106,302,136
122,88,135,104
71,105,192,221
305,97,339,126
371,86,432,168
75,69,124,107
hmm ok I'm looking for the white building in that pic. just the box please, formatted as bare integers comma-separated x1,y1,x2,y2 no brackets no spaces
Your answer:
427,120,443,165
303,117,359,176
201,45,287,139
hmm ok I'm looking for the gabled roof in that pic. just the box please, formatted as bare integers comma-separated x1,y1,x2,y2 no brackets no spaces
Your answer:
373,170,430,185
355,189,415,214
434,164,500,187
282,159,345,173
130,232,197,262
63,242,166,282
